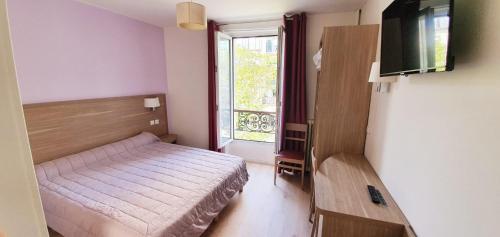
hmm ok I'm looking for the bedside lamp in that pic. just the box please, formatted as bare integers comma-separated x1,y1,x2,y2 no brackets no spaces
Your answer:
369,62,396,93
144,97,160,111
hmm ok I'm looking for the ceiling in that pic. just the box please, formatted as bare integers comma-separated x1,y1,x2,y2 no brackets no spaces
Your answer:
75,0,368,27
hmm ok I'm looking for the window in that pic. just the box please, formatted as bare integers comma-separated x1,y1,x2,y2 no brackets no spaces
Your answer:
233,36,278,142
216,34,279,145
216,33,233,147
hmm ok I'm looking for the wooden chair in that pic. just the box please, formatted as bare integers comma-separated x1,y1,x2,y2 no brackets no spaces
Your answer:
274,123,308,189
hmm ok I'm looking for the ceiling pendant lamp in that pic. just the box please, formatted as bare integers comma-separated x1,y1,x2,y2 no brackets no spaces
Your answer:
176,1,207,30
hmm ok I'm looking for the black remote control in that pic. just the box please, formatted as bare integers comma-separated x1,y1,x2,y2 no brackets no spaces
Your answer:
367,185,381,204
375,189,387,206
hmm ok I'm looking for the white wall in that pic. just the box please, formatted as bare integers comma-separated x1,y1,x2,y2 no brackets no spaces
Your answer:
306,12,359,119
0,0,48,236
361,0,500,236
164,26,209,149
225,140,275,165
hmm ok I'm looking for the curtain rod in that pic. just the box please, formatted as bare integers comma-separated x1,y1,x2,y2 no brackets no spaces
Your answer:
216,12,306,25
284,12,306,20
217,18,282,26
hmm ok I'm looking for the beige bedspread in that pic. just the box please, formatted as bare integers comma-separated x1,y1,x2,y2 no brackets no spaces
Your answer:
35,132,248,237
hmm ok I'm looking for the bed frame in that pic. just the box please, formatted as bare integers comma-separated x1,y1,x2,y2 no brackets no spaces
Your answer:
23,94,168,164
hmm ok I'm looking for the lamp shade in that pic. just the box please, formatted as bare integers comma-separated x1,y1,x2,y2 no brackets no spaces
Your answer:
368,62,397,83
176,2,207,30
144,97,160,109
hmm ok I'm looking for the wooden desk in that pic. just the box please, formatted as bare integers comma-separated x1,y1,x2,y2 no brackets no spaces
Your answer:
313,153,415,237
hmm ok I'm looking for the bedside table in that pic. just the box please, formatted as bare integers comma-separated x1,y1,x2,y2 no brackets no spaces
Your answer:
160,134,177,144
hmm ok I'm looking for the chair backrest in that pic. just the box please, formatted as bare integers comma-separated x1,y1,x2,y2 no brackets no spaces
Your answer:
284,123,308,150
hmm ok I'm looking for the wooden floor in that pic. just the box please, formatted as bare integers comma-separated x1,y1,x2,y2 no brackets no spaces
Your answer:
202,163,312,237
49,162,312,237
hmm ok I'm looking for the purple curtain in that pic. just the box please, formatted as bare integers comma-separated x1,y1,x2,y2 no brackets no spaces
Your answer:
280,13,307,152
208,20,220,152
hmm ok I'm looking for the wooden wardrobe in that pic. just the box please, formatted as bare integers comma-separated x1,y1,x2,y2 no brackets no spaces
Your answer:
313,25,379,166
310,25,417,237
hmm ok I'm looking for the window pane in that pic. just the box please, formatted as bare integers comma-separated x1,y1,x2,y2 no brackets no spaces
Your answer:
233,36,278,142
218,38,232,145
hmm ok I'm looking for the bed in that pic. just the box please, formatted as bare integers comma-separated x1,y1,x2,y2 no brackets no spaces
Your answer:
35,132,248,237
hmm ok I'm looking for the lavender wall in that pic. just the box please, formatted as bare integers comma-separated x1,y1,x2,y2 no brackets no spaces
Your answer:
6,0,166,104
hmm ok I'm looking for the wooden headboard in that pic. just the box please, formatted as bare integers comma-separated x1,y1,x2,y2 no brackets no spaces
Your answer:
23,94,168,164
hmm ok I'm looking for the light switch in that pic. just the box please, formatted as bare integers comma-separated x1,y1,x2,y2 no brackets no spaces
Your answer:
154,119,160,125
150,120,155,126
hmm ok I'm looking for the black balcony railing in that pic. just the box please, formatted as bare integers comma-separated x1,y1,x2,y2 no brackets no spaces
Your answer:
234,109,276,134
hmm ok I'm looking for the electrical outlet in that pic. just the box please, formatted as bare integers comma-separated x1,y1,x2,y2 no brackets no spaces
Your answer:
150,120,155,126
155,119,160,125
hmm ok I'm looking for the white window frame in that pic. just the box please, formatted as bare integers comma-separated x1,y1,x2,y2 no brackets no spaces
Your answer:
215,31,234,149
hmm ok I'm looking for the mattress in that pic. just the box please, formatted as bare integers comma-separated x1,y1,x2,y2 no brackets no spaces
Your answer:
35,132,248,237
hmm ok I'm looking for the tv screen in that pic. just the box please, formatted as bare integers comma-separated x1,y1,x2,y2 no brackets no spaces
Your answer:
381,0,454,76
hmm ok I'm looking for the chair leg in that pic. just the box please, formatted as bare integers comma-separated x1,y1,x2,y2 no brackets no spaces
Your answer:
309,189,315,223
310,210,319,237
315,211,321,237
301,164,305,190
308,202,313,223
274,158,277,185
309,179,315,222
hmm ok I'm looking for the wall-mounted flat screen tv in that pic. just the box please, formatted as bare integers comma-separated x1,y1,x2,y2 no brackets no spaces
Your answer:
381,0,455,76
